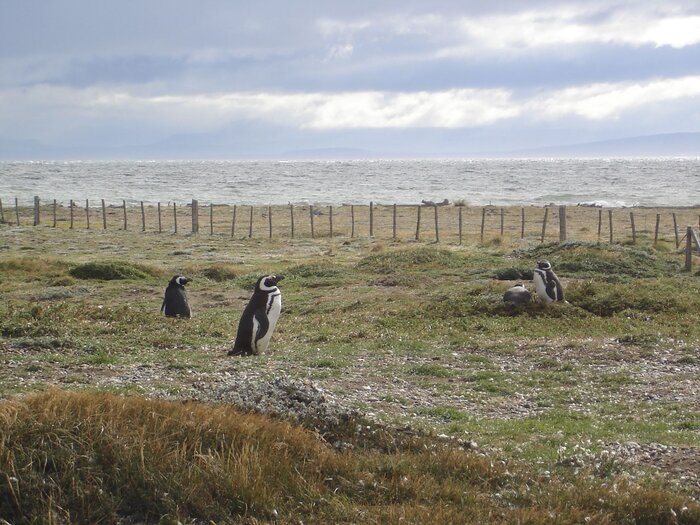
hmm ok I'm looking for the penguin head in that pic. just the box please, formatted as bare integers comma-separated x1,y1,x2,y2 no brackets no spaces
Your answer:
257,274,284,292
536,260,552,271
169,275,191,287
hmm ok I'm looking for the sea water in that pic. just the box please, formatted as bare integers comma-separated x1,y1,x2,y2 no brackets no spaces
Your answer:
1,158,698,207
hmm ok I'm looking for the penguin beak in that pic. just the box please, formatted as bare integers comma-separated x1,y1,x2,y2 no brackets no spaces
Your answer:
273,275,284,284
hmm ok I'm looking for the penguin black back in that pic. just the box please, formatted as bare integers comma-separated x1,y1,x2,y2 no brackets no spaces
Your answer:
533,260,564,303
228,274,284,356
162,275,192,318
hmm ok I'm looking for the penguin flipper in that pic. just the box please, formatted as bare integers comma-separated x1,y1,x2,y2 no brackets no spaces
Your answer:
252,309,270,354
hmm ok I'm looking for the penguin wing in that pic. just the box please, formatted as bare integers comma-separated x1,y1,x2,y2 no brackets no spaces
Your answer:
545,276,558,300
160,296,166,313
253,308,270,343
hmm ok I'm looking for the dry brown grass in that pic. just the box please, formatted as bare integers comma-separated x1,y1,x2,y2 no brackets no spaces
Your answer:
1,390,698,524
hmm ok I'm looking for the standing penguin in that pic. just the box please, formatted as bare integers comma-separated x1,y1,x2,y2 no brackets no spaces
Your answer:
228,274,284,356
503,282,532,307
533,260,564,303
161,275,192,318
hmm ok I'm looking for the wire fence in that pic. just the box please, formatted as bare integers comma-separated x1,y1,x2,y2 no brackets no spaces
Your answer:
2,197,700,250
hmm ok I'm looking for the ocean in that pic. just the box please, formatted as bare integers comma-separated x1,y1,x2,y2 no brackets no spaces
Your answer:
1,158,698,208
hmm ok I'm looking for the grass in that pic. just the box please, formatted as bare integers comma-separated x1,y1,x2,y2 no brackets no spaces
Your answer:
1,216,699,523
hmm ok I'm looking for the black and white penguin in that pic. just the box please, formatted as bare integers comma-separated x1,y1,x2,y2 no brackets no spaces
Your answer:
228,274,284,356
161,275,192,318
503,282,532,307
533,260,564,303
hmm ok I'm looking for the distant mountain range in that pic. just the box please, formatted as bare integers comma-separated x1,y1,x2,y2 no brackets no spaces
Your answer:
1,132,698,160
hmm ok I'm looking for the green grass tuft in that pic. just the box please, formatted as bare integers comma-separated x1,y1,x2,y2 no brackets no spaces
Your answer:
69,261,158,281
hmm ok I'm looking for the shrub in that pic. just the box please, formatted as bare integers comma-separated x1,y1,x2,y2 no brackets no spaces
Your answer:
69,261,156,280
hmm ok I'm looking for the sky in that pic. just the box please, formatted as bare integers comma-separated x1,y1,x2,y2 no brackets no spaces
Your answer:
1,0,700,158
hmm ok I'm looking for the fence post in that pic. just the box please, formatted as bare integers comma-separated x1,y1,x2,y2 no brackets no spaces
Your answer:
173,203,178,233
329,206,333,238
653,213,661,245
15,197,20,225
268,205,272,239
122,200,127,230
101,199,107,230
85,199,90,230
630,212,636,244
369,201,374,237
33,196,40,226
415,205,421,241
521,207,525,239
392,204,397,240
231,205,237,238
141,201,146,232
673,212,679,248
686,226,693,272
558,206,567,241
191,199,199,234
69,200,74,229
500,208,504,237
211,203,215,236
157,202,162,233
53,199,57,228
289,204,293,239
608,210,613,244
351,205,355,238
309,205,315,238
458,206,463,245
0,198,4,222
540,207,549,243
597,209,603,243
248,206,253,238
434,204,439,243
480,207,486,242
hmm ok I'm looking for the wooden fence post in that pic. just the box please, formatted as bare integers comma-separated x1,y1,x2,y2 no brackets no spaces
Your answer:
369,201,374,237
268,205,272,239
673,212,679,248
33,196,40,226
540,207,549,243
53,199,57,228
500,208,505,237
630,212,636,244
0,198,4,222
597,209,603,243
559,205,567,241
392,204,397,240
458,206,463,245
685,226,693,271
309,205,315,239
210,204,215,236
289,204,293,239
329,206,334,238
434,205,439,243
173,203,178,233
480,207,486,242
141,201,146,232
654,213,660,245
248,206,253,238
351,205,355,238
122,200,127,230
157,202,162,233
85,199,90,230
415,205,421,241
15,197,20,225
231,205,237,238
191,199,199,234
608,209,613,244
521,208,525,239
69,200,74,229
101,199,107,230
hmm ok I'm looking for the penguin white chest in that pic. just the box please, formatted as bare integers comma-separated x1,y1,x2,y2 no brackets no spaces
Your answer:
533,270,553,303
253,291,282,354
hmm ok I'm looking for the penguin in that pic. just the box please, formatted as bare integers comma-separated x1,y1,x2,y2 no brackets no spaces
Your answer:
503,282,532,307
533,260,564,303
228,274,284,356
161,275,192,318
